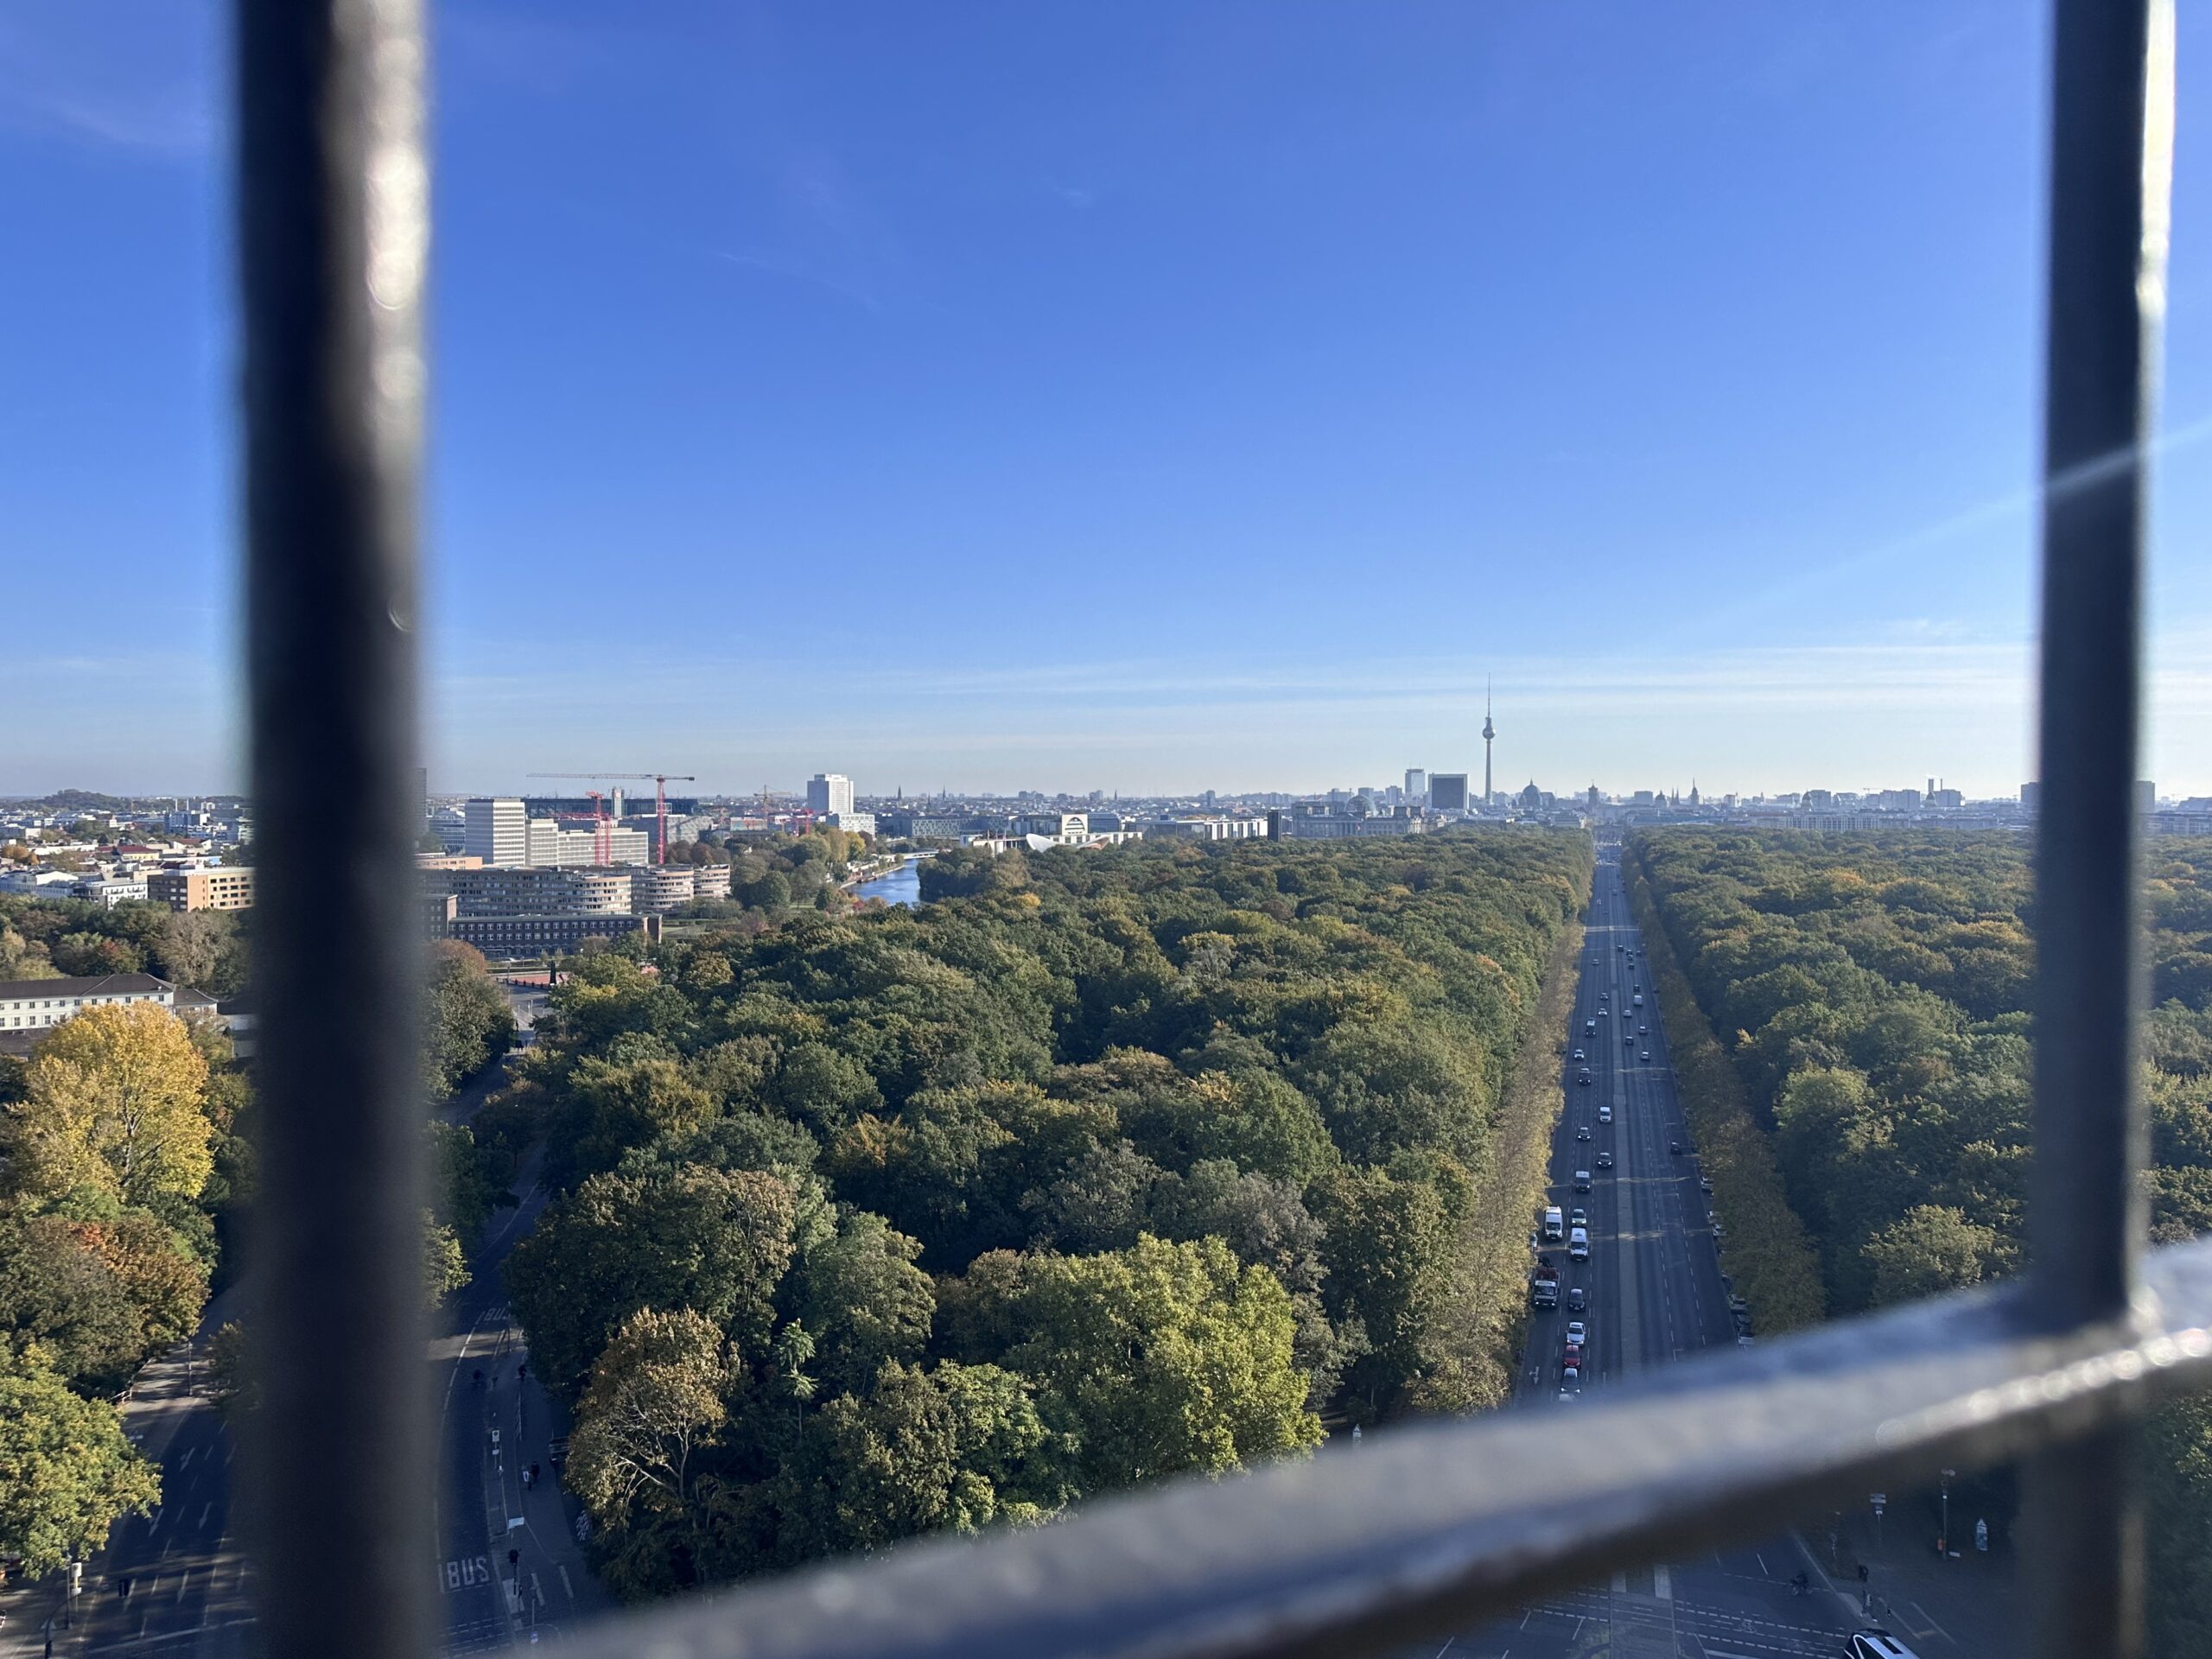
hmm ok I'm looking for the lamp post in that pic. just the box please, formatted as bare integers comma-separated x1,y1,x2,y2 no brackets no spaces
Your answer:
1940,1468,1956,1556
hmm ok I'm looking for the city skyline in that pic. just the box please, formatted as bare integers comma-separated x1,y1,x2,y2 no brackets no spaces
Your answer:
6,4,2212,797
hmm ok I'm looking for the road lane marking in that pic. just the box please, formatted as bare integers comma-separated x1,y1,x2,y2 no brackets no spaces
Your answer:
1911,1599,1954,1643
175,1568,189,1602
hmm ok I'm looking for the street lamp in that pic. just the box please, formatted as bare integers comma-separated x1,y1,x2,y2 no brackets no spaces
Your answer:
1940,1468,1955,1556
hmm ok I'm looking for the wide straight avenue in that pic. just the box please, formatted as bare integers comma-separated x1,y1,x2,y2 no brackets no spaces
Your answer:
1408,847,1999,1659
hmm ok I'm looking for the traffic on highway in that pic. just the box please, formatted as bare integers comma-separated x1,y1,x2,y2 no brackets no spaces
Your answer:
1418,846,1974,1659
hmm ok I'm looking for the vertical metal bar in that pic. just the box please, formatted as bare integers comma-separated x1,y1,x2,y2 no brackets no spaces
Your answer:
237,4,429,1659
2025,2,2171,1656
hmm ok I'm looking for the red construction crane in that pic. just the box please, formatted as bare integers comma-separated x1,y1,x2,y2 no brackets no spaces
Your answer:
525,772,698,863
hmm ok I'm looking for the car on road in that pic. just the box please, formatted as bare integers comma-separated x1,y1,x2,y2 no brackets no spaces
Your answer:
1700,1175,1713,1192
1567,1227,1589,1260
1640,1049,1650,1061
1669,1140,1684,1154
1598,1104,1612,1123
1595,1151,1613,1169
1578,1070,1591,1086
1568,1208,1587,1229
1637,1024,1648,1035
1576,1124,1592,1141
1567,1285,1587,1312
1572,1048,1586,1062
1565,1319,1586,1346
1560,1363,1580,1389
1846,1634,1923,1659
1542,1205,1565,1241
1585,1019,1597,1035
1573,1168,1592,1192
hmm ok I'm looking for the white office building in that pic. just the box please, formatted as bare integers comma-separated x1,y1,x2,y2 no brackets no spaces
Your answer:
808,773,855,817
463,798,529,867
524,819,652,868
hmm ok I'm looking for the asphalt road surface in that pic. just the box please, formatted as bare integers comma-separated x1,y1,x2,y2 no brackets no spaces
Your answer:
1404,846,2001,1659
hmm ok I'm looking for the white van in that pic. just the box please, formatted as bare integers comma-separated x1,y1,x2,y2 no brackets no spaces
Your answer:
1568,1226,1589,1261
1542,1206,1565,1242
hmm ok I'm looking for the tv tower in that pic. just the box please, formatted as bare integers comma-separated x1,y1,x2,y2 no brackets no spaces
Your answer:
1481,679,1496,810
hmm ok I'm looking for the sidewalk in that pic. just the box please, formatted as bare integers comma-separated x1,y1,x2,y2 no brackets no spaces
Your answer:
1802,1503,2015,1656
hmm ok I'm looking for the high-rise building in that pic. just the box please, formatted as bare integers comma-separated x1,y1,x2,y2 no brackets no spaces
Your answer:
1404,768,1427,801
808,773,855,817
2137,779,2157,816
1430,774,1471,812
463,798,529,867
2022,781,2043,810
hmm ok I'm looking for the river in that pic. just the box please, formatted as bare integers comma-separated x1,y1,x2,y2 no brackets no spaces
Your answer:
850,857,923,907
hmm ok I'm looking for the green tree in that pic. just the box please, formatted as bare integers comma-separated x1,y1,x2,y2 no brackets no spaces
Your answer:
12,1004,214,1206
1861,1205,2001,1306
505,1164,799,1397
976,1234,1321,1491
0,1349,161,1574
424,1214,471,1305
569,1307,734,1533
422,941,517,1101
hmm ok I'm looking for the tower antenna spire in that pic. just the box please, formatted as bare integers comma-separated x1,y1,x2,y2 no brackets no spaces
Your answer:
1481,677,1497,811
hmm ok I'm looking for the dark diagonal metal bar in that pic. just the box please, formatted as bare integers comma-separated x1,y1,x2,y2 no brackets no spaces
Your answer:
237,3,429,1658
559,1238,2212,1659
2025,1,2172,1654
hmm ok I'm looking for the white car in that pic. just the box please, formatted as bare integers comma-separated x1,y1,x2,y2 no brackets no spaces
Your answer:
1598,1105,1612,1123
1565,1319,1587,1346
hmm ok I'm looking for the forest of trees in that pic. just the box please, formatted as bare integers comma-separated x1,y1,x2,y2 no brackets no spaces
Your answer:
0,935,518,1580
0,1004,247,1574
1630,829,2212,1649
493,830,1592,1599
659,827,874,930
0,893,251,1000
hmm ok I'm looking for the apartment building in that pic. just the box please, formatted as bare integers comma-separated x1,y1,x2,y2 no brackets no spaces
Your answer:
148,867,256,912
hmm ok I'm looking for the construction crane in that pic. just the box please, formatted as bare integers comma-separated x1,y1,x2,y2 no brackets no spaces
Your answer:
525,772,698,864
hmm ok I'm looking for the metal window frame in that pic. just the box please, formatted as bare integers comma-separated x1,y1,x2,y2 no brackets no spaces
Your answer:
233,3,2180,1657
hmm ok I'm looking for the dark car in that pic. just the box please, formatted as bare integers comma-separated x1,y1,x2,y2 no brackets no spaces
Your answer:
1567,1285,1587,1312
1595,1150,1613,1169
1669,1140,1683,1154
1576,1125,1592,1141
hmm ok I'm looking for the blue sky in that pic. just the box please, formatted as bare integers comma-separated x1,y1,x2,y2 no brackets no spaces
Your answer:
4,2,2209,799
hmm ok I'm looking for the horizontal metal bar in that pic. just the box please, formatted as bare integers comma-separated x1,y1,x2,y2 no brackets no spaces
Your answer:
564,1236,2212,1659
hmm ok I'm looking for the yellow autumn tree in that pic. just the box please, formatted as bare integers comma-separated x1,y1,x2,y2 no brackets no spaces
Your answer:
12,1003,214,1205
